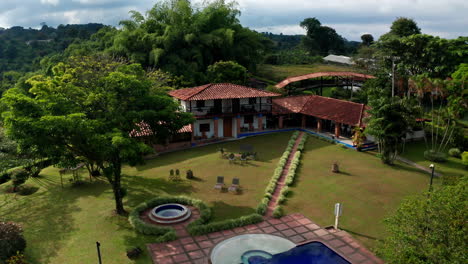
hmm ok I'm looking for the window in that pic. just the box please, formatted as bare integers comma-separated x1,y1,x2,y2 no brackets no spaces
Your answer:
248,98,257,104
199,123,210,132
196,100,205,108
244,115,254,124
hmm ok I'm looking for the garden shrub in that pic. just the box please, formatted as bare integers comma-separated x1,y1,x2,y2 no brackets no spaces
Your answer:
448,148,461,158
0,221,26,261
462,152,468,168
424,150,447,162
5,253,28,264
272,206,284,218
187,213,263,236
0,171,11,185
10,169,29,192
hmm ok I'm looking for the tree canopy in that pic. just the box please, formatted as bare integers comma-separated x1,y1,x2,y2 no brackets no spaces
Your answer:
378,176,467,263
0,56,193,214
206,60,247,85
300,17,347,55
107,0,270,85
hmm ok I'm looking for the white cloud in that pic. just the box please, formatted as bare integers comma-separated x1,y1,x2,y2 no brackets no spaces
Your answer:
0,0,466,40
40,0,60,6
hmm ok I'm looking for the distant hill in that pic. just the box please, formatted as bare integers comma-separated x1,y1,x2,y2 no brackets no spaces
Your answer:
0,23,105,73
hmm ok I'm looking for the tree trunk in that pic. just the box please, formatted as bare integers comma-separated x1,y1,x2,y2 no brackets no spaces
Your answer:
112,159,125,215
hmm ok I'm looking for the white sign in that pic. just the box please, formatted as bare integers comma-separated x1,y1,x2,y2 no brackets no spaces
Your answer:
334,203,342,216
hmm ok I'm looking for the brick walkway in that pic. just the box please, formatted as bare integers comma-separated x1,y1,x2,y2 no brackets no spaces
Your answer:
265,132,304,218
147,213,383,264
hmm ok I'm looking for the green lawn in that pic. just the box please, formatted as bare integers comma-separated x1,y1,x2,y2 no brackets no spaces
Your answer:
0,132,292,264
256,63,362,82
284,137,436,250
401,140,466,180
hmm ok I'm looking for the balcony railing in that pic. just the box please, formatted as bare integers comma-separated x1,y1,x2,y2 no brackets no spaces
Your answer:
187,103,272,116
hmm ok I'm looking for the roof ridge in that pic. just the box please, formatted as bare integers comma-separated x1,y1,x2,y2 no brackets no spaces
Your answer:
313,95,364,107
186,83,212,100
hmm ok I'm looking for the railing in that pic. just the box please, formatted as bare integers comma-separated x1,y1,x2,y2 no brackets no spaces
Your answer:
187,104,272,116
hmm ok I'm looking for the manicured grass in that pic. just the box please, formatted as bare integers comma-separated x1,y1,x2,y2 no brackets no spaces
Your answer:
256,63,362,82
283,137,435,250
401,140,466,180
0,132,292,264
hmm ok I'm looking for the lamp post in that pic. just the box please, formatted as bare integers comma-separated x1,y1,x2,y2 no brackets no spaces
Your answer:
428,164,435,194
96,241,102,264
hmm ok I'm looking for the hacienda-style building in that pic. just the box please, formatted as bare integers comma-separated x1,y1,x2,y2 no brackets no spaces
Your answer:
131,82,373,151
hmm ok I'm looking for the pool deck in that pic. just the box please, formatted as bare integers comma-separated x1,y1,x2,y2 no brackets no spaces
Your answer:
147,213,383,264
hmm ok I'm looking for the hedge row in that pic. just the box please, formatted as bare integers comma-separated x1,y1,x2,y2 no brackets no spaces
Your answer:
256,131,299,215
306,132,337,145
0,159,53,185
274,134,308,218
187,213,263,236
129,196,211,238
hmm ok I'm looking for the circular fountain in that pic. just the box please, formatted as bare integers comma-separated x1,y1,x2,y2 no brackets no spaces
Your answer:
149,203,191,224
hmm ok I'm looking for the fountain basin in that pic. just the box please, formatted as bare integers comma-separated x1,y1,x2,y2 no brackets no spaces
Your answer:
149,203,191,224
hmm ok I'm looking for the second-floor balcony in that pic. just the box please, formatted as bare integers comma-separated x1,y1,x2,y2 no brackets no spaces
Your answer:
188,103,272,117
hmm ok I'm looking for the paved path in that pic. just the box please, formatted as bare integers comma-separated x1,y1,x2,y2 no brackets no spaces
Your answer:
396,156,442,177
265,132,304,218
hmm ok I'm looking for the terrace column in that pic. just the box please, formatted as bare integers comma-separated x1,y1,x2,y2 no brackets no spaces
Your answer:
301,115,306,129
190,123,195,142
279,115,284,129
335,122,341,138
213,117,219,138
317,119,322,132
257,114,263,131
236,115,241,136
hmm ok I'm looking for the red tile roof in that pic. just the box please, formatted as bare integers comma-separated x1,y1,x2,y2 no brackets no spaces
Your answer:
273,95,367,127
129,122,192,137
275,71,376,89
168,83,281,101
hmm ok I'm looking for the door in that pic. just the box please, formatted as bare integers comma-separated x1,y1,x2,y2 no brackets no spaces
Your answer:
223,117,232,137
214,99,222,114
232,98,240,113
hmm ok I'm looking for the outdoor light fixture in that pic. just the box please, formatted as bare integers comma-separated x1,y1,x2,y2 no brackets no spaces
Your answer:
428,164,435,195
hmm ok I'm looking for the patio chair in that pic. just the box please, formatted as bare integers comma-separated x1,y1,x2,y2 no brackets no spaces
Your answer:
228,178,240,193
228,153,236,164
214,176,226,190
240,153,248,164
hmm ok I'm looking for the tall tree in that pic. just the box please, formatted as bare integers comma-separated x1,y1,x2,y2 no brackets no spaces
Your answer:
108,0,270,84
206,60,247,85
360,34,374,46
1,56,193,215
389,17,421,37
300,17,346,55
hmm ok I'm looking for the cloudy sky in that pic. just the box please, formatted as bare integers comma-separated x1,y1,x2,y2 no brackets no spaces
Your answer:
0,0,466,41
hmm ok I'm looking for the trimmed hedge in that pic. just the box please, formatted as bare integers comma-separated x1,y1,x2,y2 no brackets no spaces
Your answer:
424,150,448,162
129,196,211,238
187,213,263,236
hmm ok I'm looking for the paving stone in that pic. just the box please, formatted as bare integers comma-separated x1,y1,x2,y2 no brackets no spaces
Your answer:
350,252,367,262
245,224,258,231
313,229,329,237
328,239,346,248
194,235,209,242
198,240,214,249
322,234,336,241
275,223,289,231
257,221,271,228
290,213,305,220
203,248,211,255
183,243,199,251
222,229,235,236
305,223,321,231
188,250,205,259
208,232,223,239
280,215,294,222
155,256,174,264
286,221,301,228
233,227,246,233
167,240,182,247
349,241,361,249
338,245,355,255
172,253,189,263
293,226,308,234
267,218,282,225
281,228,297,237
180,237,195,244
261,226,277,233
290,234,306,243
297,218,313,225
302,232,318,240
193,257,209,264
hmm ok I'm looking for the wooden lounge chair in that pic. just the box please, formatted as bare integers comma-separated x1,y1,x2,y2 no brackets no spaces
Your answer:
240,153,247,164
228,153,236,164
214,176,225,190
228,178,240,193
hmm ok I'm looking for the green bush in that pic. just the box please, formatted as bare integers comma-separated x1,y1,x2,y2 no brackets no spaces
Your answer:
5,253,28,264
448,148,461,158
10,169,29,192
272,206,284,218
187,214,263,236
462,152,468,168
424,150,448,162
0,221,26,261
